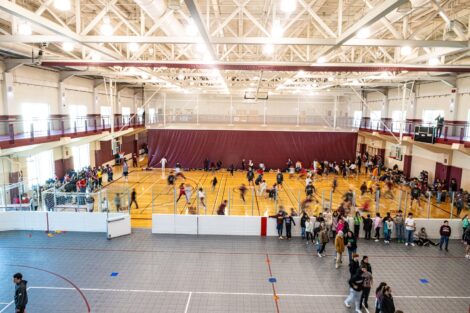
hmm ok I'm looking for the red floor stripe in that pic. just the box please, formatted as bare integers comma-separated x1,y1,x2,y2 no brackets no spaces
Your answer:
261,217,267,236
265,253,280,313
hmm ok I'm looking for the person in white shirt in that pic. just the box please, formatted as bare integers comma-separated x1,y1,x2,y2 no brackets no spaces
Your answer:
405,213,416,246
305,176,313,186
157,157,167,177
197,188,206,210
259,180,267,197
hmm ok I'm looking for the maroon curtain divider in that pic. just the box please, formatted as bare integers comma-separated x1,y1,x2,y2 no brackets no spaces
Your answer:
147,129,358,169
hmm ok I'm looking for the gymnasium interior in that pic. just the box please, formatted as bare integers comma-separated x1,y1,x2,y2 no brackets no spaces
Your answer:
0,0,469,312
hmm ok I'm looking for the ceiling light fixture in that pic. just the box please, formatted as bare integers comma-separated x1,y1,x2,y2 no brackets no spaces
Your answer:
280,0,296,13
263,44,274,55
17,21,32,36
272,20,284,38
128,42,139,53
62,42,75,52
356,27,370,39
317,56,327,64
400,46,412,56
185,19,198,36
53,0,71,11
100,16,113,36
428,57,440,66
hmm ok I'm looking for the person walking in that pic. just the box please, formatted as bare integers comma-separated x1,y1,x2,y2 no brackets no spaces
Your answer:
380,286,396,313
13,273,28,313
239,184,248,203
439,220,452,251
132,153,138,167
363,214,372,240
184,184,193,205
345,230,357,264
317,226,329,257
246,169,255,186
394,210,405,243
464,227,470,259
360,264,373,310
405,213,416,246
130,188,138,209
211,176,218,192
344,266,364,313
374,282,387,313
384,217,393,244
176,183,186,203
353,212,362,239
198,187,206,211
335,231,345,268
373,213,382,242
157,156,167,177
462,215,469,242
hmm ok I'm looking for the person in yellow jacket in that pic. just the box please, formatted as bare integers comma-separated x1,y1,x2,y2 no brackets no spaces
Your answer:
335,231,345,269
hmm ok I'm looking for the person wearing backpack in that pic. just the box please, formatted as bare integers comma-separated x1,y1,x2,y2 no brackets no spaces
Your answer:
317,226,329,257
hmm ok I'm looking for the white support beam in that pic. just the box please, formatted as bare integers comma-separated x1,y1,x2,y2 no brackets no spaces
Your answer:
298,0,336,38
333,0,408,47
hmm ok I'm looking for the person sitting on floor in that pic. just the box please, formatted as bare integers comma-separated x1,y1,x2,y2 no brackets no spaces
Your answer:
415,227,438,246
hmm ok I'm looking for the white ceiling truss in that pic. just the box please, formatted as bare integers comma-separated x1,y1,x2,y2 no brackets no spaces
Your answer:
0,0,469,95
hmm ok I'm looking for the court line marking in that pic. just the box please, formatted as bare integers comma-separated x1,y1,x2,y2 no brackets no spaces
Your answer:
183,292,192,313
0,301,13,313
0,303,11,305
27,286,470,299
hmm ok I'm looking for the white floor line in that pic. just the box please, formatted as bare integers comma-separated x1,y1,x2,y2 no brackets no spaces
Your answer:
184,292,192,313
0,303,11,305
27,286,470,299
0,301,13,313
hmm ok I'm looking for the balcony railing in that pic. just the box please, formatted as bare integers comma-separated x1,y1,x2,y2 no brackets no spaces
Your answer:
0,114,145,145
359,118,470,143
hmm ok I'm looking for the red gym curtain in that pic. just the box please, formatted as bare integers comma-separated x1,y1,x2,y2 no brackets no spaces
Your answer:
147,129,357,169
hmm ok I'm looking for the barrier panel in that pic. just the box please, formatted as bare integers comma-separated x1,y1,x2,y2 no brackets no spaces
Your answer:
152,214,463,240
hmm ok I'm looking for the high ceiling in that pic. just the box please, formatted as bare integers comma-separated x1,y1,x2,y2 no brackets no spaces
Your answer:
0,0,469,95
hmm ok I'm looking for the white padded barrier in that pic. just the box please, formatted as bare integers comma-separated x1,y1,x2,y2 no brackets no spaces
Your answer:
0,211,131,234
152,214,465,239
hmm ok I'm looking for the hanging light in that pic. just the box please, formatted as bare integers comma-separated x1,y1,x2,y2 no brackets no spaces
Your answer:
62,42,75,52
128,42,139,53
185,19,198,36
400,46,412,56
263,44,274,55
356,27,370,39
100,16,113,36
317,56,327,64
53,0,71,11
18,21,32,36
280,0,296,13
428,57,440,66
272,20,284,38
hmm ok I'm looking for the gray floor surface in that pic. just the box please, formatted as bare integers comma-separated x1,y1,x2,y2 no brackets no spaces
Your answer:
0,229,468,313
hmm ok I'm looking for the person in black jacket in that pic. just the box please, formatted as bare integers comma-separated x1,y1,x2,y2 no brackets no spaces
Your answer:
363,214,373,240
276,170,284,189
344,268,364,312
380,286,396,313
439,220,452,251
284,214,296,240
246,170,254,186
300,212,308,239
13,273,28,313
349,253,360,278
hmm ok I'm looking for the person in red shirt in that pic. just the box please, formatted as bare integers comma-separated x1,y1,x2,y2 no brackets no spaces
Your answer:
176,183,186,203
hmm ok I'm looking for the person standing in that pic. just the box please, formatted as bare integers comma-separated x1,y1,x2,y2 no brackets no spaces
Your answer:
122,160,129,182
462,215,469,242
349,253,360,278
345,230,357,264
439,220,452,251
184,184,193,205
435,114,444,138
132,153,138,167
383,217,393,244
217,200,227,215
317,226,329,257
229,164,235,176
373,213,382,242
353,212,362,239
300,211,308,240
246,169,254,186
284,213,296,240
157,156,167,177
13,273,28,313
335,231,345,268
306,217,314,244
463,227,470,259
106,164,113,182
276,170,284,190
394,210,405,243
270,208,286,239
363,214,372,240
130,188,138,209
405,213,416,246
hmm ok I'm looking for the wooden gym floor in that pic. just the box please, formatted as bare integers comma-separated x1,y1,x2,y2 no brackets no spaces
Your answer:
109,160,461,228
